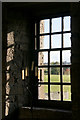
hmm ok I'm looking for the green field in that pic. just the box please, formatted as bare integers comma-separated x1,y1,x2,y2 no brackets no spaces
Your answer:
44,74,71,83
43,75,71,101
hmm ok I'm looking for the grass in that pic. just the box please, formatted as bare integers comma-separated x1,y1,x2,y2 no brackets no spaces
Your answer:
44,74,70,83
43,74,71,101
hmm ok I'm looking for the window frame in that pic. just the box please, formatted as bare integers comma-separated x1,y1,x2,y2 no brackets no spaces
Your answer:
34,14,72,110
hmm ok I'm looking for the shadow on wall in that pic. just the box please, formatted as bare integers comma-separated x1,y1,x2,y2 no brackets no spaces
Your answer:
5,31,22,116
2,108,19,120
5,31,30,116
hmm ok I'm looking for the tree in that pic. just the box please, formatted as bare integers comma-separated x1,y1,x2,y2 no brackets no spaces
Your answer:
63,67,70,75
44,62,60,75
44,69,48,75
51,62,60,75
51,67,60,75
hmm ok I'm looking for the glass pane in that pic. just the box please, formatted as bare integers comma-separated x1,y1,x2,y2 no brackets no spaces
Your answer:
38,84,48,100
38,68,48,82
50,85,61,100
51,34,61,48
63,16,71,31
62,50,71,65
52,17,62,32
63,33,71,48
50,67,60,82
40,35,49,49
40,19,49,34
62,67,71,83
38,52,48,66
50,51,60,65
63,85,71,101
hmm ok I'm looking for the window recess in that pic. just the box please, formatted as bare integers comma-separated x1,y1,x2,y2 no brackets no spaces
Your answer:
35,16,72,102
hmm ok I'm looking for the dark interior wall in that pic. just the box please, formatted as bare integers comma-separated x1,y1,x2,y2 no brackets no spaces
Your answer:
2,5,35,117
71,3,80,120
2,2,72,118
2,5,7,118
2,2,80,120
0,2,2,120
32,2,72,110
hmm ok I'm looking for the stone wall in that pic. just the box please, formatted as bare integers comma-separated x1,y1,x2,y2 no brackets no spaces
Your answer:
0,2,2,120
71,3,80,120
2,3,80,120
4,8,34,116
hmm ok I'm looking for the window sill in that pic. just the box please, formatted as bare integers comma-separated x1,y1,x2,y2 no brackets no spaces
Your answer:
34,100,72,110
20,106,72,120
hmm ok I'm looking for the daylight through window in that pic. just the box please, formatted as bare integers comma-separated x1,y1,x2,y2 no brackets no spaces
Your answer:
35,16,71,101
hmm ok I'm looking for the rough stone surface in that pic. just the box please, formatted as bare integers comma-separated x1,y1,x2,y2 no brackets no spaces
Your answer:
71,3,80,120
0,2,2,120
5,9,34,116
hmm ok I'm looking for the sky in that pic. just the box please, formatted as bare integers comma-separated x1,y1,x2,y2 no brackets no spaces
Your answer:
40,16,71,63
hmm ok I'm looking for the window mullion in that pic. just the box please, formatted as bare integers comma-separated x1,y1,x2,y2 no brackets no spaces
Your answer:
48,19,52,100
50,19,51,49
37,16,71,102
48,51,50,100
60,50,63,101
61,17,63,101
62,16,63,48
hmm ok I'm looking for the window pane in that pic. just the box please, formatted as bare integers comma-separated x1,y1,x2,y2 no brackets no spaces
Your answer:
51,34,61,48
50,51,60,65
40,19,49,34
40,35,49,49
62,50,71,65
50,85,61,100
62,67,71,83
38,84,48,100
63,16,71,31
52,17,62,32
63,85,71,101
38,68,48,82
50,67,60,82
38,52,48,66
63,33,71,48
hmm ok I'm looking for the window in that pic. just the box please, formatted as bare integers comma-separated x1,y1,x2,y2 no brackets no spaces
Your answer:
35,16,71,102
